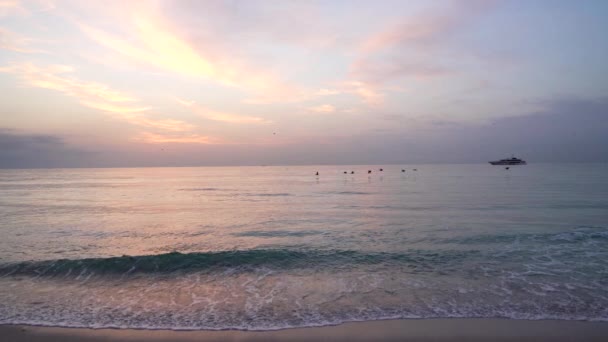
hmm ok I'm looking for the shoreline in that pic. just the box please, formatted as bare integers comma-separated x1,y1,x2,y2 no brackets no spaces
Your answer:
2,318,608,341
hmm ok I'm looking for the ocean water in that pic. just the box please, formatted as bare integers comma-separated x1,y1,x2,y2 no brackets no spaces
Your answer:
0,164,607,330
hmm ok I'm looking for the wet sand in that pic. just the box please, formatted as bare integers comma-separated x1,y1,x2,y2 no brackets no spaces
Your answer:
2,319,608,342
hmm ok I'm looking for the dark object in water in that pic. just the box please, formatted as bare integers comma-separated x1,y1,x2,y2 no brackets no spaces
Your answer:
505,167,510,170
368,170,372,174
489,156,526,165
344,171,347,174
351,171,355,174
315,172,319,176
401,169,405,172
413,169,417,171
379,168,383,171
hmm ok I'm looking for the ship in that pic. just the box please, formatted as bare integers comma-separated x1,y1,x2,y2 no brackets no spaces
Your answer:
489,156,527,165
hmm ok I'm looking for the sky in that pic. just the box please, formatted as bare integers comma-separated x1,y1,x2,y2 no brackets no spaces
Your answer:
0,0,607,168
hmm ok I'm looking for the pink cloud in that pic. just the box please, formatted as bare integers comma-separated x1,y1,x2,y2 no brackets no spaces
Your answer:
351,57,453,84
353,1,496,85
361,1,496,53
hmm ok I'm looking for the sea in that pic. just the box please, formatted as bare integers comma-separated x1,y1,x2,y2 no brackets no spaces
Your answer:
0,164,607,330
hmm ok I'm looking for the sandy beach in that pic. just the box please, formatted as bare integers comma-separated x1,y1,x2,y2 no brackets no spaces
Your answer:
2,319,608,342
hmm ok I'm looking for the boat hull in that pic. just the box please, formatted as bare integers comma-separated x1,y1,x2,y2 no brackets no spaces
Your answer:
489,161,527,165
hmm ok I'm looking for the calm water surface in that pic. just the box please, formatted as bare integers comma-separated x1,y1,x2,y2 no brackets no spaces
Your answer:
0,164,607,329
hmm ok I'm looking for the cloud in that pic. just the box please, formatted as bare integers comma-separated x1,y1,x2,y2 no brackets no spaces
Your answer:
313,83,386,106
351,58,453,84
0,0,27,17
381,113,406,121
3,96,605,168
341,81,385,106
0,128,95,168
479,96,608,157
352,1,496,85
0,0,55,17
77,8,300,104
0,63,144,109
361,1,495,53
216,96,608,165
122,114,196,132
0,27,45,53
316,88,341,96
360,96,608,163
134,132,218,144
175,97,272,124
158,1,342,52
0,62,211,142
309,104,336,113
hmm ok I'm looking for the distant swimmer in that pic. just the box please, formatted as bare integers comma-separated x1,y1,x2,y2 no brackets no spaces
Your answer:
315,171,319,176
368,170,372,174
351,171,355,174
505,167,510,170
413,169,417,171
401,169,405,172
344,171,347,174
379,168,383,171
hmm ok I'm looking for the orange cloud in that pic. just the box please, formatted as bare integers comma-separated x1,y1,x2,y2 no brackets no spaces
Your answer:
316,88,341,96
78,11,297,103
309,104,336,113
0,0,27,16
135,132,219,144
341,81,385,106
0,62,208,139
1,63,142,106
121,113,196,132
175,97,272,124
309,83,386,107
0,27,45,53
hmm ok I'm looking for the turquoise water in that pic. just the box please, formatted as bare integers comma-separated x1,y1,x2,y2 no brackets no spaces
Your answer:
0,164,607,330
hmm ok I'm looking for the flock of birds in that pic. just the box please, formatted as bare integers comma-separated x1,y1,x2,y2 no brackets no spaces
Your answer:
315,168,417,176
